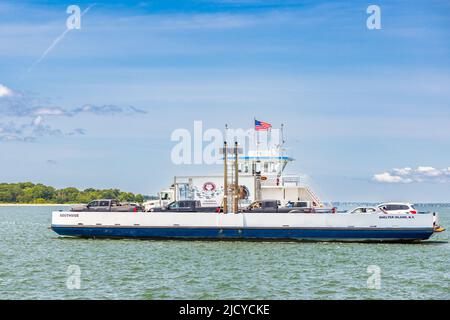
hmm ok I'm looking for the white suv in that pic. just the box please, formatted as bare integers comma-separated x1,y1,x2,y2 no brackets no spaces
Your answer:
377,203,417,214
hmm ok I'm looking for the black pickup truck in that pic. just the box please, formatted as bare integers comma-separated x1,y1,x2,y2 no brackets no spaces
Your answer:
151,200,219,212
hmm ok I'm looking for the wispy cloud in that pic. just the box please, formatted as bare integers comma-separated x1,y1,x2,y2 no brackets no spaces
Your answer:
0,84,147,118
373,166,450,184
0,115,89,142
71,104,147,116
0,85,52,117
34,107,68,116
27,4,96,73
46,159,58,165
0,83,145,142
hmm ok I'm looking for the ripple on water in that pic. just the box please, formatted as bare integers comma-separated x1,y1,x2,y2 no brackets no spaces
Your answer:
0,206,449,299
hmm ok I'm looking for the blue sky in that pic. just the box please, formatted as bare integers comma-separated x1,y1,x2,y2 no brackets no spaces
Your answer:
0,0,449,201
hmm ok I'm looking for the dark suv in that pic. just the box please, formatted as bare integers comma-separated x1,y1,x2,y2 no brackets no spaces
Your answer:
71,199,141,212
152,200,218,212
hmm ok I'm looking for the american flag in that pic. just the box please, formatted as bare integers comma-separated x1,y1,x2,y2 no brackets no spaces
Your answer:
255,119,272,131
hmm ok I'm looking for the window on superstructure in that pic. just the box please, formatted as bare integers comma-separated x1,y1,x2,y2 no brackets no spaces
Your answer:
272,163,278,173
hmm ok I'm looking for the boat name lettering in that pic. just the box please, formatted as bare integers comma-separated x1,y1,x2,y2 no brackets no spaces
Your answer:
59,213,79,217
379,215,415,219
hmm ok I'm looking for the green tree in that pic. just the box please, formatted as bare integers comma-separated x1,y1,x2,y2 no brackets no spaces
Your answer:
17,187,34,203
0,182,149,204
118,192,135,202
29,184,55,201
76,193,92,204
135,194,144,204
55,187,80,203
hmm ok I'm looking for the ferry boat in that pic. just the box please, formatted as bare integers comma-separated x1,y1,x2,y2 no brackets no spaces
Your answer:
50,122,444,242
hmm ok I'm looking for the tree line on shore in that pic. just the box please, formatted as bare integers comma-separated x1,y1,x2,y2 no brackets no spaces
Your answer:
0,182,147,204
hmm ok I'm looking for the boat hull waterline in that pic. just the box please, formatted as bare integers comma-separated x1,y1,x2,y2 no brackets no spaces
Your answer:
51,211,438,242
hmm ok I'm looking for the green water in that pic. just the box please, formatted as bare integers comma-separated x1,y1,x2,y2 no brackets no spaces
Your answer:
0,206,449,300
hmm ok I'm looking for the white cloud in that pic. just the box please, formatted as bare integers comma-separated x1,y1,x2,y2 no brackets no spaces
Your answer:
0,84,14,97
373,166,450,184
373,172,413,184
392,167,413,176
416,166,441,177
32,116,43,126
34,107,67,116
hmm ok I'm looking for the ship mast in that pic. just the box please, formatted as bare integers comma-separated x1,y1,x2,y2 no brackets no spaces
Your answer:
233,141,239,213
223,140,228,214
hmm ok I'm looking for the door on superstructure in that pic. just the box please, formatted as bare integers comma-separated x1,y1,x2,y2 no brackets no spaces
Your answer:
284,188,299,204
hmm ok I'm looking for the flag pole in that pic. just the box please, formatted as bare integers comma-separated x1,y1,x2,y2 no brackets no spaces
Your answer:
254,117,260,157
233,141,239,213
223,124,228,214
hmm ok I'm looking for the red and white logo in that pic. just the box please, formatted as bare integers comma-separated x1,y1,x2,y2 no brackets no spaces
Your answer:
203,182,216,192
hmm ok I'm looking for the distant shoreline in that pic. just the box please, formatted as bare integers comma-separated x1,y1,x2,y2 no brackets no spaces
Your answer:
0,202,449,207
0,203,73,206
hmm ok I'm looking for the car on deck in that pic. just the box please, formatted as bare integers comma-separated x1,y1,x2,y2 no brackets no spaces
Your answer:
348,207,381,214
150,200,218,212
377,202,417,214
70,199,142,212
242,200,334,213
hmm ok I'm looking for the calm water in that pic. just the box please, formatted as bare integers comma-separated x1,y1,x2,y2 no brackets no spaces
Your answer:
0,206,448,300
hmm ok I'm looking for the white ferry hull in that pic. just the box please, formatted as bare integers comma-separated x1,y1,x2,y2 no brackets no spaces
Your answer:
51,211,437,242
